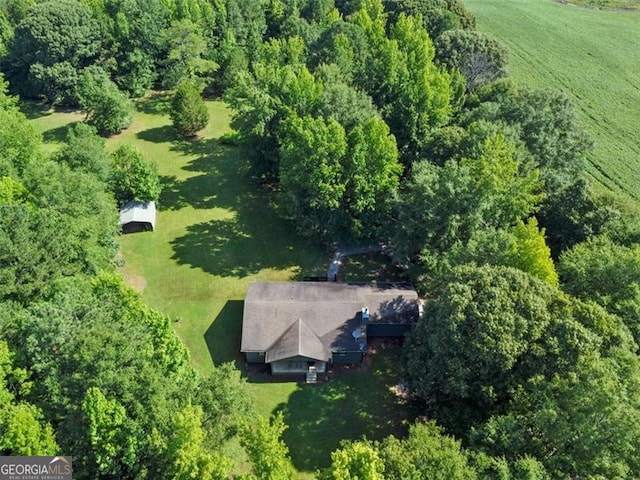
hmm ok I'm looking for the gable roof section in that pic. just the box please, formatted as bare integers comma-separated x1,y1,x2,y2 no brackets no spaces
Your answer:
241,282,419,360
119,200,156,229
265,318,328,363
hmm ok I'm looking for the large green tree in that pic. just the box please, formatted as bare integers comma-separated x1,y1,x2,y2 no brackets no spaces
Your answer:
472,351,640,478
393,134,542,287
0,74,41,178
352,3,453,162
54,123,111,181
240,412,293,480
559,236,640,343
278,114,347,238
77,67,133,136
109,145,161,206
319,441,385,480
161,18,217,88
435,29,508,91
404,265,624,432
0,341,58,455
379,422,477,479
4,0,101,104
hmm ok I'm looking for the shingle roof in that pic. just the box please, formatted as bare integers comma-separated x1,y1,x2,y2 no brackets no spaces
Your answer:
119,200,156,229
241,282,419,362
265,318,329,363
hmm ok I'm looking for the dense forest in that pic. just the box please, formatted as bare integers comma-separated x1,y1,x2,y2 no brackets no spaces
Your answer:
1,0,640,478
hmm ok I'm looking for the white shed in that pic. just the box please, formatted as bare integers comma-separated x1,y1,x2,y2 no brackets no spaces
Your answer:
119,200,156,233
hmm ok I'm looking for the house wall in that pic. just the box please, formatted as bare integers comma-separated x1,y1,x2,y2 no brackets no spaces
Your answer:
246,352,266,363
367,323,413,337
332,351,364,364
271,356,326,375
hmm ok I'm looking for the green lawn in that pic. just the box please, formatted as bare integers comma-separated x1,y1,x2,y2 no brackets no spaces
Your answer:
273,348,420,473
27,95,418,478
465,0,640,200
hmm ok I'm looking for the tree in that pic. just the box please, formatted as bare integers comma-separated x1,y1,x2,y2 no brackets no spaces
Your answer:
161,19,217,88
392,134,542,286
506,218,559,286
343,116,402,238
227,36,319,180
442,219,558,288
403,265,617,433
472,352,640,479
25,161,120,275
467,82,592,193
195,362,253,444
0,8,11,57
170,81,209,137
0,205,80,302
4,0,101,104
383,0,476,39
109,145,161,205
0,176,30,205
240,412,293,480
352,6,453,162
96,0,171,96
165,404,231,480
82,387,139,476
319,441,385,480
435,30,508,91
77,67,133,136
315,64,379,130
278,114,347,239
0,276,200,478
379,422,477,479
54,123,111,181
0,341,58,455
0,74,41,178
559,236,640,343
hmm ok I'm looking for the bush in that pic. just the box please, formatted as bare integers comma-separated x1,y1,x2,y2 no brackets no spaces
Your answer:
170,81,209,137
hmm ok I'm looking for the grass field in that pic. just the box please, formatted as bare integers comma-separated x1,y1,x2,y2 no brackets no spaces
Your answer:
27,97,419,477
465,0,640,200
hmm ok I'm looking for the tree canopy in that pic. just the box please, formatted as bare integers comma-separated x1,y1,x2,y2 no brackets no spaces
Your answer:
1,0,638,477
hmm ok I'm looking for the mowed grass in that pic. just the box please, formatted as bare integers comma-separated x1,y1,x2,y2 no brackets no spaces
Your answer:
465,0,640,199
27,95,419,478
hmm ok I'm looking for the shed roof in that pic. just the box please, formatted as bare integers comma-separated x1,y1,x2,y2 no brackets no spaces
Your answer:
241,282,419,362
119,200,156,230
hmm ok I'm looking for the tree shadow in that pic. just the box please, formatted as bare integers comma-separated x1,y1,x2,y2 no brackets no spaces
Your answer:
19,100,54,119
42,122,81,144
135,91,172,115
168,139,327,278
275,349,419,473
205,300,244,367
136,124,180,144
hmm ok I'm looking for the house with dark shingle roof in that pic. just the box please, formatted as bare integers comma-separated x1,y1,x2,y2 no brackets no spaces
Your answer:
241,282,419,379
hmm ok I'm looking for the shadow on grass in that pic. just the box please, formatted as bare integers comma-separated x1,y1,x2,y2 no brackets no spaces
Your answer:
42,121,81,144
135,91,172,115
205,300,244,367
165,137,327,278
275,349,420,473
20,100,53,119
136,124,180,144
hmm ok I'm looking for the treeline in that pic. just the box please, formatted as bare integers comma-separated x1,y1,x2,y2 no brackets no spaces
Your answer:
2,0,640,478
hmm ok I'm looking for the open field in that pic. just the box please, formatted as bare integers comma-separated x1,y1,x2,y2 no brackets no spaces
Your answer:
28,97,419,477
567,0,640,9
465,0,640,199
